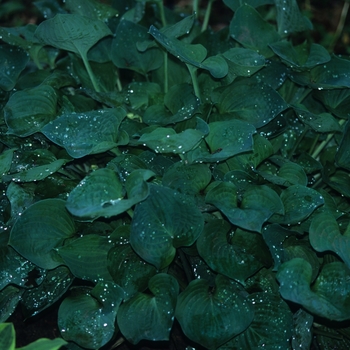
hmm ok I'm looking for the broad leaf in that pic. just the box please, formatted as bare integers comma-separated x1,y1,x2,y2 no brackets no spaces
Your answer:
130,184,204,269
9,199,75,269
335,119,350,170
223,0,273,11
310,212,350,269
197,220,271,283
58,282,124,349
0,323,15,350
0,286,24,323
277,258,350,321
117,274,179,343
175,274,254,349
42,108,126,158
4,85,58,137
65,0,118,21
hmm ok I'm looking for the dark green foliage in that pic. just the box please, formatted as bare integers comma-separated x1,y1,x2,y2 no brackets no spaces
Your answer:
1,0,350,349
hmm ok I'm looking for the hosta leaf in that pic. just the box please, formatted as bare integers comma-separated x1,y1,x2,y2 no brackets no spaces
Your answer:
35,14,112,57
130,184,204,269
0,323,15,350
197,220,269,283
223,0,273,11
0,149,16,178
149,25,228,78
270,41,330,69
57,235,113,282
275,0,312,36
205,182,283,232
16,338,68,350
107,236,157,300
293,104,341,133
65,0,118,21
314,89,350,118
138,124,205,154
197,119,256,162
41,108,126,158
292,309,313,350
162,162,211,195
4,85,58,137
0,44,29,91
230,4,280,57
175,274,254,349
0,286,24,323
310,212,350,269
112,20,162,75
21,266,74,318
335,119,350,170
277,258,350,321
9,199,76,269
220,293,293,349
223,47,265,76
290,56,350,88
212,79,288,128
117,274,179,343
58,282,124,349
270,185,324,225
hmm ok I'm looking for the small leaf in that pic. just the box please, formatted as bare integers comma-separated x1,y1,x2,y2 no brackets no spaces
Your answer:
0,323,15,350
17,338,68,350
42,108,126,158
277,258,350,321
117,273,179,343
130,184,204,269
9,199,76,269
335,119,350,170
4,85,58,137
175,274,254,349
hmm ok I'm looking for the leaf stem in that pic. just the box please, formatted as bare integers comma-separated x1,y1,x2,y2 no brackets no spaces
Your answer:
81,54,101,92
193,0,200,18
288,126,309,159
201,0,214,32
329,1,349,52
157,0,167,27
186,64,201,102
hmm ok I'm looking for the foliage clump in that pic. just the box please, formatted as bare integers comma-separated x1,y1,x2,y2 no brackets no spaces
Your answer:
1,0,350,349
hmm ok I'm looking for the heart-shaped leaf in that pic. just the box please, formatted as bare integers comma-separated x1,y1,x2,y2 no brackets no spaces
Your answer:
175,274,254,349
130,184,204,269
117,273,179,343
277,258,350,321
42,108,126,158
9,199,76,269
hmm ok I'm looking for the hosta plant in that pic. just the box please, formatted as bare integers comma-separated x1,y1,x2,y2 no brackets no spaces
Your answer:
1,0,350,349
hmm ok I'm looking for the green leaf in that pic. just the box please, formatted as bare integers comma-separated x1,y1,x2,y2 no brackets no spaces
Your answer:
35,14,112,57
223,48,265,76
212,79,288,128
220,293,293,349
9,199,76,269
335,119,350,170
130,184,204,269
223,0,273,11
175,274,254,349
107,226,157,300
277,258,350,321
58,235,113,282
149,25,228,78
0,286,23,323
292,309,313,350
275,0,312,36
0,44,29,91
270,185,324,225
112,20,163,75
314,88,350,118
197,220,270,283
0,323,15,350
230,4,280,57
66,168,152,220
310,212,350,269
205,182,283,232
0,148,15,177
138,124,206,154
270,41,330,69
58,282,124,349
65,0,118,21
293,104,341,133
117,273,179,343
162,162,211,195
4,85,58,137
17,338,67,350
42,108,126,158
21,266,74,318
